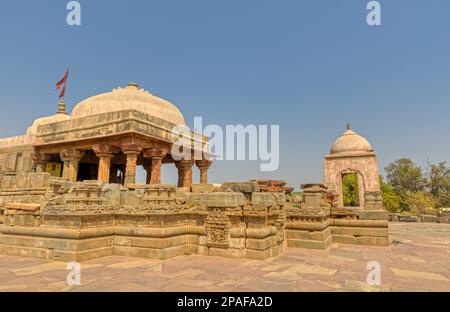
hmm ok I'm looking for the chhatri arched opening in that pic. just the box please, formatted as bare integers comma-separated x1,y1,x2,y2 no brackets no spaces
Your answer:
341,172,360,207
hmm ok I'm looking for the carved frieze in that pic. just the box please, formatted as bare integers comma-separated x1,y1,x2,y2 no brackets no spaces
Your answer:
205,210,231,248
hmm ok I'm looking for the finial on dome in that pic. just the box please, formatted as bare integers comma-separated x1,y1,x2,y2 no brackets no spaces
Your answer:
57,98,67,115
346,121,351,130
126,82,140,90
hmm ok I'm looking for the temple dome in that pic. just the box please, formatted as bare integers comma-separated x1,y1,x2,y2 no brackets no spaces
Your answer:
71,83,185,125
330,127,374,156
26,112,70,136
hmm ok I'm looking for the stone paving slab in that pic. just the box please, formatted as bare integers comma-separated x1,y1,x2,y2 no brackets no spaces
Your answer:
0,223,449,292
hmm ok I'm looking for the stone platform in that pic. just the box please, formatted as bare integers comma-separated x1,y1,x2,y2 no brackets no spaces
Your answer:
0,223,448,292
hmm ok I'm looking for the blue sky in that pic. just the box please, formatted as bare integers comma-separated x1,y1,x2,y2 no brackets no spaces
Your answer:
0,0,449,188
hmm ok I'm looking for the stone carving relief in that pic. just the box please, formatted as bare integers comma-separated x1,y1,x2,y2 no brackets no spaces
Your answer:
205,210,231,248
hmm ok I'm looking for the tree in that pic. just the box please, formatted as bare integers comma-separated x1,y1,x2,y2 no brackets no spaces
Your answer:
427,161,450,208
379,176,402,213
404,192,436,215
342,173,359,207
385,158,427,194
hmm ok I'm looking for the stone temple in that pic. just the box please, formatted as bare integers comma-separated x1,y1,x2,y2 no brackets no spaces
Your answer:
0,83,388,261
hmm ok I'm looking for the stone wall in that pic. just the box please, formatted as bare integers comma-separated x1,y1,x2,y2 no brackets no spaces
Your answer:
0,177,286,261
285,184,389,249
0,174,389,262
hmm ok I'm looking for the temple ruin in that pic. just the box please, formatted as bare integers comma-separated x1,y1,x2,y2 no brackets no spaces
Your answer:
0,83,388,261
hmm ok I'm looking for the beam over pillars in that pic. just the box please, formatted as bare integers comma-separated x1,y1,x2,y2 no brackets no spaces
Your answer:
175,160,194,188
93,144,114,183
60,149,83,182
195,159,213,184
121,143,142,185
144,149,167,185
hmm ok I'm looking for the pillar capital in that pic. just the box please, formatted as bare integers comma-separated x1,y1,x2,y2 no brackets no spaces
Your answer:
195,159,212,184
175,159,194,170
195,159,213,169
93,143,114,157
60,149,83,162
121,143,143,156
31,152,50,163
31,151,50,173
143,148,167,160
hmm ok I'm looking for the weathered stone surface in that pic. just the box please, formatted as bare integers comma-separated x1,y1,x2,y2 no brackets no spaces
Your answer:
420,214,437,223
251,192,276,207
190,184,215,193
398,215,418,222
221,182,259,194
358,210,388,220
205,192,245,208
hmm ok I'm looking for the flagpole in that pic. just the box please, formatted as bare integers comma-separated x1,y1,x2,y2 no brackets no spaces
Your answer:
64,68,69,100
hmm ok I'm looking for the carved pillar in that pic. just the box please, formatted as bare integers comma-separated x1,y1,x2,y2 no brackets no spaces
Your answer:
143,160,152,184
195,159,212,184
122,144,142,185
93,144,114,183
176,160,194,188
31,152,49,173
143,149,167,185
60,149,83,182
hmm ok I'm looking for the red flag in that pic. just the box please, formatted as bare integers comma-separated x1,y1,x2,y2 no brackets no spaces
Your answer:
59,85,66,99
56,69,69,90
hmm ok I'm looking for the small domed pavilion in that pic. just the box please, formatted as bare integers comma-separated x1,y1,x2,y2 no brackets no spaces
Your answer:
323,124,381,208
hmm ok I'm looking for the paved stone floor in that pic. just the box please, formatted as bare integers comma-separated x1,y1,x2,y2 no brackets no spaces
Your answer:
0,223,449,292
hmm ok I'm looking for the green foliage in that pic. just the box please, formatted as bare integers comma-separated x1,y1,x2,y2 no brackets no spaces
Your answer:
379,176,402,213
383,158,450,214
385,158,427,194
404,192,436,215
342,173,359,207
427,161,450,208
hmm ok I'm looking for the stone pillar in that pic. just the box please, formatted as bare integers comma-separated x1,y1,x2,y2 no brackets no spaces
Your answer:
93,144,114,183
144,149,167,185
31,152,49,173
60,149,83,182
143,160,152,184
176,160,194,188
98,155,112,182
196,159,212,184
122,143,142,185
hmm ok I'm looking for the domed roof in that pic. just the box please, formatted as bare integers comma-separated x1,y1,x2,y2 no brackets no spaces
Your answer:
329,126,374,156
71,83,185,125
26,108,70,136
